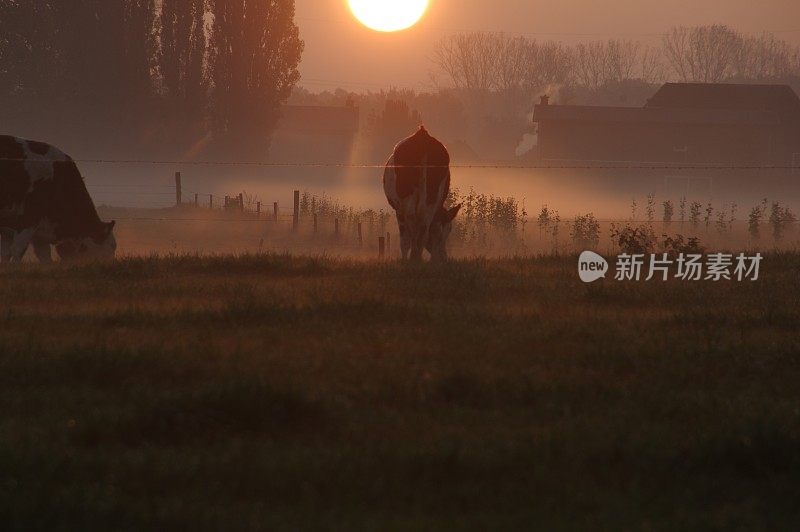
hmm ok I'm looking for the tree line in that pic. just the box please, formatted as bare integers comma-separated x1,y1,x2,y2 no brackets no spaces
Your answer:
432,25,800,100
0,0,303,159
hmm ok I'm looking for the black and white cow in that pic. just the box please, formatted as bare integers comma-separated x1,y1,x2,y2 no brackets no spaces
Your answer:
0,135,116,262
383,126,461,261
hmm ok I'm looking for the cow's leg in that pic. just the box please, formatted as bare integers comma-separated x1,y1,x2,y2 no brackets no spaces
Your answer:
396,213,411,260
32,236,53,263
0,230,13,262
409,222,426,262
9,227,35,262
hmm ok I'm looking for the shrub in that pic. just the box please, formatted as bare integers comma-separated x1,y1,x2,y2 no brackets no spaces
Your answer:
704,201,713,228
769,201,797,242
661,234,704,258
679,196,687,224
646,193,656,223
662,200,674,226
610,223,657,254
570,213,600,249
689,201,702,228
748,198,768,239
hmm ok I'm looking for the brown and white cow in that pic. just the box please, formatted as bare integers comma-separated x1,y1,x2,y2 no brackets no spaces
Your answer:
383,127,461,261
0,135,116,262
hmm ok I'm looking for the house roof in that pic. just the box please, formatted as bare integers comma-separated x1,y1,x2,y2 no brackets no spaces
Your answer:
533,104,779,126
533,83,800,127
276,105,360,133
646,83,800,119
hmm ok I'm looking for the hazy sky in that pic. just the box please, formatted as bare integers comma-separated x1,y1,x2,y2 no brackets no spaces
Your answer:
294,0,800,91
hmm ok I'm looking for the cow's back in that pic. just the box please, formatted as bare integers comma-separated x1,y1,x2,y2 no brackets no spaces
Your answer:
387,127,450,208
0,136,101,238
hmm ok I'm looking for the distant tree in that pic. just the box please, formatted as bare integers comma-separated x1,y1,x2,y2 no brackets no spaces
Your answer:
0,1,157,146
663,25,742,82
573,41,609,90
640,45,665,84
605,40,640,84
574,40,653,90
124,0,158,102
431,32,503,94
732,33,799,80
432,33,576,97
158,0,209,143
0,2,62,105
494,36,529,94
53,1,156,109
524,41,575,89
208,0,304,158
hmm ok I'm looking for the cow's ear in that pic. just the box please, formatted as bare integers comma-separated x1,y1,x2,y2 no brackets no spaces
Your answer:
106,221,116,234
445,204,462,223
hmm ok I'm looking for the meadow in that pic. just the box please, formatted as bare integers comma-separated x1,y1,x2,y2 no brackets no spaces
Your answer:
1,253,799,530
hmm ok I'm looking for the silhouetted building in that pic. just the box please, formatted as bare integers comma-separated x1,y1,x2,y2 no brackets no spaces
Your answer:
533,83,800,168
271,103,360,163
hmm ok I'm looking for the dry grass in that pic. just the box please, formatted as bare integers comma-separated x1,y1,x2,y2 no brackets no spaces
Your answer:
1,253,799,530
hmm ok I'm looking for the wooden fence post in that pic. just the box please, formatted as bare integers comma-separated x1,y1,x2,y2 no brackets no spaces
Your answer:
238,193,244,212
293,190,300,232
378,236,385,259
334,218,339,238
194,193,198,207
209,194,213,209
357,222,363,247
257,201,261,216
273,202,279,222
313,213,318,234
175,172,182,206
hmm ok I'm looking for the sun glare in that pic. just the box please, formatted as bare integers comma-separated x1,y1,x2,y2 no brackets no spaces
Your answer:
348,0,429,33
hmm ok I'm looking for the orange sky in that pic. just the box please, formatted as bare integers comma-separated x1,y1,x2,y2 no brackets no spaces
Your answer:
295,0,800,92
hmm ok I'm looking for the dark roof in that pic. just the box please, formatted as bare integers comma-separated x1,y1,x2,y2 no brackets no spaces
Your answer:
276,105,359,133
646,83,800,122
533,104,778,126
533,83,800,126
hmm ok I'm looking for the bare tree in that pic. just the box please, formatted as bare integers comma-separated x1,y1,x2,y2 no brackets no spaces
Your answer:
524,41,574,89
573,41,608,90
640,45,665,84
733,33,798,80
495,35,529,94
663,25,742,82
606,40,640,83
573,40,643,89
431,32,504,92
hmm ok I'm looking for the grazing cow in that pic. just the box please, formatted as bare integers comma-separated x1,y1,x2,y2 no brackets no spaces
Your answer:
0,135,116,262
383,126,461,261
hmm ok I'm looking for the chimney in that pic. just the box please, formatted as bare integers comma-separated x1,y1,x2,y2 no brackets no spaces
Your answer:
539,94,550,106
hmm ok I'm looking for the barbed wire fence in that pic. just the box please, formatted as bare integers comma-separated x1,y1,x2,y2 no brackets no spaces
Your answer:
5,157,799,256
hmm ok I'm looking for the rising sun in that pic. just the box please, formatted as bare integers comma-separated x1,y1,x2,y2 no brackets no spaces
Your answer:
348,0,429,33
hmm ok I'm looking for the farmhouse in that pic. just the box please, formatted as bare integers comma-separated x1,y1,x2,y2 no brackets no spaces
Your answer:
532,83,800,168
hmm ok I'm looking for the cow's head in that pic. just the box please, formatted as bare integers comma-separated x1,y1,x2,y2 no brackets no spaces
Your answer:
428,204,461,262
56,221,117,260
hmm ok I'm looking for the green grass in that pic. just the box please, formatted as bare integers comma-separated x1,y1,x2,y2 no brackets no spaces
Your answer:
1,253,799,530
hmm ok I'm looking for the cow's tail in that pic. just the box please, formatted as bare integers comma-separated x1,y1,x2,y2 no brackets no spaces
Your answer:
408,155,430,260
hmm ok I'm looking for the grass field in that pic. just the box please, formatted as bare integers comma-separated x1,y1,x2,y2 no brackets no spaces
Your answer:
1,253,799,530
